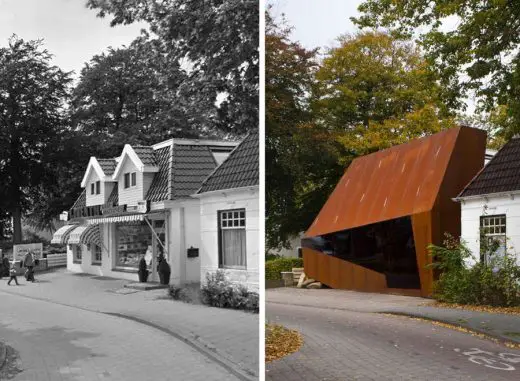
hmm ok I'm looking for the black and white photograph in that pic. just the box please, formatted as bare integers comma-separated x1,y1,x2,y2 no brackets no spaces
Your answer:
0,1,259,380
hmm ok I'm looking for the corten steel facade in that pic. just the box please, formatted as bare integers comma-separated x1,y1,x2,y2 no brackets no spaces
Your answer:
303,127,487,297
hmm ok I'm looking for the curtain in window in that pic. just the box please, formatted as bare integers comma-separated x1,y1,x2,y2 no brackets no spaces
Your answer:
222,229,246,268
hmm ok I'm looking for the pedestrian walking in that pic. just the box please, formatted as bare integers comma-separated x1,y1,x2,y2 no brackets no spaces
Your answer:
7,261,19,285
0,252,9,279
24,251,35,282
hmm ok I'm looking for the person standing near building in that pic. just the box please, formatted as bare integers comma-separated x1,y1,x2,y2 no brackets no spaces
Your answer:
7,261,19,285
24,250,35,282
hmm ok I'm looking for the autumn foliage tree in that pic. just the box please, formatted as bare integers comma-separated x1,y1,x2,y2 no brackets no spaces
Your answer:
354,0,520,142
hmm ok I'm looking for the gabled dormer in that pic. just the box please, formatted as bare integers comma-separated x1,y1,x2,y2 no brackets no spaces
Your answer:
80,157,117,207
112,145,159,206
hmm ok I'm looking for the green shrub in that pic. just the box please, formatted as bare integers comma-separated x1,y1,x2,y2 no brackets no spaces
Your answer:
429,234,520,307
167,285,191,303
265,257,303,280
265,253,281,261
200,270,259,313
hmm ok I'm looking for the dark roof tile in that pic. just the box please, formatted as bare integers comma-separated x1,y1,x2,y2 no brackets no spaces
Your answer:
459,138,520,197
97,158,117,176
198,131,259,193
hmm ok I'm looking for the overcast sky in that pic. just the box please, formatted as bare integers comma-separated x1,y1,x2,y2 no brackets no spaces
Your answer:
0,0,145,78
268,0,363,52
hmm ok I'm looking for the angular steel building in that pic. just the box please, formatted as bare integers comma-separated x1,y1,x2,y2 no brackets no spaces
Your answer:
302,127,487,297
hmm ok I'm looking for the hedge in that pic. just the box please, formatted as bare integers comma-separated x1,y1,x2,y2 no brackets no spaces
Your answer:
265,257,303,280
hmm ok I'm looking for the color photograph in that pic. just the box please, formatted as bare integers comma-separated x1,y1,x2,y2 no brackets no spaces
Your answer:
265,0,520,380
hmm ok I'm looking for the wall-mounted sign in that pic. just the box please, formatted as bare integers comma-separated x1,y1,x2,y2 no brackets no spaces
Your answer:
14,243,43,261
101,204,127,215
187,247,199,258
127,200,149,214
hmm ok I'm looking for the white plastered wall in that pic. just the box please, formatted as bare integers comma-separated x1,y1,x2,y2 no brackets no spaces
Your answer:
199,187,259,292
460,195,520,266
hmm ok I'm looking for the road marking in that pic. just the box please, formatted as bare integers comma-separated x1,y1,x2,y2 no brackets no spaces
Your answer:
454,348,519,371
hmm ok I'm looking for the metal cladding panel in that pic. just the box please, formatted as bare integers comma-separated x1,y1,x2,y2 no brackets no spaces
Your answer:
305,127,472,238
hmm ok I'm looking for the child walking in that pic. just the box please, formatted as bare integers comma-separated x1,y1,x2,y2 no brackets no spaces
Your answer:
7,261,19,285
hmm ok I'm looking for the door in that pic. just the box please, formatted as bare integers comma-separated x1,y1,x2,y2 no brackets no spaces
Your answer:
151,219,166,282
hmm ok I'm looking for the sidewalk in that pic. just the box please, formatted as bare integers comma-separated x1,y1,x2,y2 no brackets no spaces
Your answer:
267,288,520,344
0,269,259,379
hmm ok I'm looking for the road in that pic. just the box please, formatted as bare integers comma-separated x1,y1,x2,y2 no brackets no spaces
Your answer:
0,292,240,381
266,302,520,381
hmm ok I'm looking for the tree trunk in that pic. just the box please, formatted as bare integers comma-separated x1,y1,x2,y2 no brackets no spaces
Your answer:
12,205,22,244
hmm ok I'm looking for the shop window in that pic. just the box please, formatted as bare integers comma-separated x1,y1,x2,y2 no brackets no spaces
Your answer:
73,245,82,264
480,214,506,263
124,173,130,189
96,181,101,195
92,245,102,265
115,222,151,269
90,183,95,195
131,172,136,186
218,209,246,269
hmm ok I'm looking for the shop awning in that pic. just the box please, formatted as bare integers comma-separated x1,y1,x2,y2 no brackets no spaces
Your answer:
87,214,145,225
67,225,102,246
51,224,78,244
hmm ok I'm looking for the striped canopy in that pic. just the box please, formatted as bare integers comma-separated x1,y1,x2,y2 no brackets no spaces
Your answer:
87,214,144,225
68,225,102,246
51,225,77,244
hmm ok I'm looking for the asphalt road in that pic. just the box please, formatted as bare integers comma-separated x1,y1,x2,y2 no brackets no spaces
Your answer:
0,291,240,381
266,302,520,381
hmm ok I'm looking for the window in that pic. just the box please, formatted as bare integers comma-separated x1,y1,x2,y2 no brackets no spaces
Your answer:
480,214,506,263
92,245,102,265
115,222,151,269
124,172,136,189
219,209,246,269
96,181,101,195
91,183,95,195
73,245,82,264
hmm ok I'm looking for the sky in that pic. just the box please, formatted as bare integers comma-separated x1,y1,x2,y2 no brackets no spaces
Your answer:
0,0,146,78
268,0,363,52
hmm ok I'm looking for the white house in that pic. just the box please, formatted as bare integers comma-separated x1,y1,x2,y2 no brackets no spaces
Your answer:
51,138,238,284
455,138,520,266
195,132,259,291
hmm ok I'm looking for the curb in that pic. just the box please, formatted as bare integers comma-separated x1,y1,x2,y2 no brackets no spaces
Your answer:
0,341,7,372
105,313,257,381
378,311,520,346
0,289,257,381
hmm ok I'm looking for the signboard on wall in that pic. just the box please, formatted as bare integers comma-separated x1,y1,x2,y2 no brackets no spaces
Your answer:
13,243,43,261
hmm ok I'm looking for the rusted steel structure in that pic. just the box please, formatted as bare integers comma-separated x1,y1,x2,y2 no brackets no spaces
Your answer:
303,127,487,297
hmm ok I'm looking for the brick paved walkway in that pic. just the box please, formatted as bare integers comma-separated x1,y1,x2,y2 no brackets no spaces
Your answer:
0,269,258,379
0,292,239,381
267,302,520,381
268,288,520,344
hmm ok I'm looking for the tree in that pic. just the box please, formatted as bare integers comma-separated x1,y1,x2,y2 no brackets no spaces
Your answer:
0,36,72,243
86,0,259,136
354,0,520,138
71,38,196,157
266,12,344,250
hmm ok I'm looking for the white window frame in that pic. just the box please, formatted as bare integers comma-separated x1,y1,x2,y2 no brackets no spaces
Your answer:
480,214,506,263
91,183,95,195
95,181,101,195
218,209,246,270
131,172,136,187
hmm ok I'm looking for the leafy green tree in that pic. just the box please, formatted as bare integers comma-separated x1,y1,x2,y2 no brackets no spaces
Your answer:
86,0,259,136
354,0,520,139
0,36,72,243
71,38,195,156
